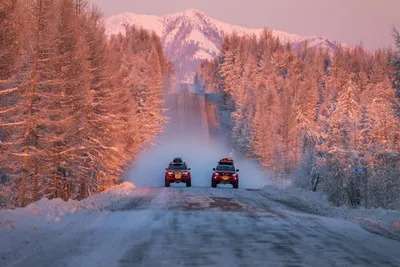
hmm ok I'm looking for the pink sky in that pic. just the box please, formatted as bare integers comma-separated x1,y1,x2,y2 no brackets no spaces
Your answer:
90,0,399,50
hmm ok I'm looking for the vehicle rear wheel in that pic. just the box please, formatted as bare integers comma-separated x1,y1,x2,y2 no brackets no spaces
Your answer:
165,179,170,187
186,180,191,187
211,179,217,188
233,181,238,189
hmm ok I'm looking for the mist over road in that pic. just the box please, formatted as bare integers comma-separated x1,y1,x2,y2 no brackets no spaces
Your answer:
125,84,270,189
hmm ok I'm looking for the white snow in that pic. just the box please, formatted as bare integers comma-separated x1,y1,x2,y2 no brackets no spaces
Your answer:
0,182,136,224
1,181,399,235
163,23,181,44
104,8,349,83
104,8,345,51
169,9,208,27
1,184,400,266
164,8,315,43
105,12,163,36
193,49,213,60
186,28,220,55
261,184,400,238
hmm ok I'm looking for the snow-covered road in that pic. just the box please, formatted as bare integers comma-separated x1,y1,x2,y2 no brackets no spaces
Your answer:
1,186,400,267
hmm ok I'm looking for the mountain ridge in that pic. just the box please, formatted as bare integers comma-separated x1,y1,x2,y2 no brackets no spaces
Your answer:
105,9,348,82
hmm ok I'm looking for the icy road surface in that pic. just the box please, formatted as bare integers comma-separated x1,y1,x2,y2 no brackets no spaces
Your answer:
1,187,400,267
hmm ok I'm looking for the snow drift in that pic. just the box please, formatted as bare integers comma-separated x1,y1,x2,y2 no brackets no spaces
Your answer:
0,182,136,224
261,185,400,240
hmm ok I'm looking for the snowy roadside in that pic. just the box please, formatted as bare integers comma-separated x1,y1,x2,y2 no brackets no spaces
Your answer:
261,185,400,240
0,182,136,228
2,180,400,241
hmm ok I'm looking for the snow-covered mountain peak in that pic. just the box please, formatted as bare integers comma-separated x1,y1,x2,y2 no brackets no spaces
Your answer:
105,12,163,36
162,8,211,31
105,9,348,82
181,8,207,16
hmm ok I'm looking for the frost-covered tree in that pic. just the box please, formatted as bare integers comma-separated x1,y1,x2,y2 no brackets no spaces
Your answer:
199,29,400,209
0,0,171,208
319,79,362,206
0,0,28,207
390,27,400,103
232,43,257,153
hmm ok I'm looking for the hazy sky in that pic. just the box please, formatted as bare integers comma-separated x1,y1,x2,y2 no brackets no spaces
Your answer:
90,0,399,50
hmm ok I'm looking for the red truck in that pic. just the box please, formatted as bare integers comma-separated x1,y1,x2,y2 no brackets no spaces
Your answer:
165,157,192,187
211,158,239,188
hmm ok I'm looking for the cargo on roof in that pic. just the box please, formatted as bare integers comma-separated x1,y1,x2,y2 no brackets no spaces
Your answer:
172,157,183,164
218,158,234,165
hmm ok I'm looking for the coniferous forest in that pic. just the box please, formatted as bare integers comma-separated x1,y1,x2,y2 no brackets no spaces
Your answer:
198,29,400,209
0,0,174,208
1,1,399,210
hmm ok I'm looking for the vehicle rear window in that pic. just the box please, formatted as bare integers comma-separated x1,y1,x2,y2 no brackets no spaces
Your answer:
216,165,235,171
170,164,187,170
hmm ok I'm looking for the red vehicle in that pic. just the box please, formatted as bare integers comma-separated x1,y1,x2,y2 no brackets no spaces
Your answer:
211,158,239,188
165,157,191,187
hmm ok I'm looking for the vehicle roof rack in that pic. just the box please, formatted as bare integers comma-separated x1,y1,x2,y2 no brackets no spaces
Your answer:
172,157,184,164
219,158,234,165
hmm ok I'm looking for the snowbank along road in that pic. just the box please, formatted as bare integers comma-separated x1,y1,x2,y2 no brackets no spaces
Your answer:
2,187,400,267
1,88,400,267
